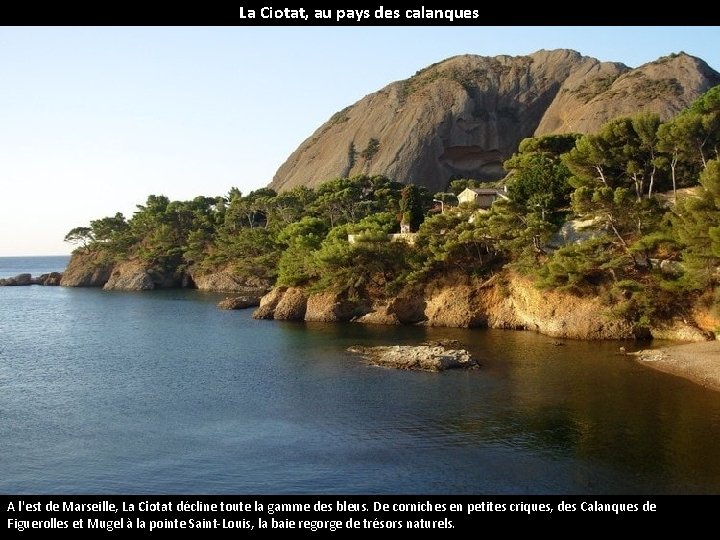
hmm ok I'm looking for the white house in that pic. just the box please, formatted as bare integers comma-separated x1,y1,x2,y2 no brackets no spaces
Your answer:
457,187,508,209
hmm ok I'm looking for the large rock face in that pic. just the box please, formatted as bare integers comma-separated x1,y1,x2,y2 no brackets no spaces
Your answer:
61,256,185,292
270,49,720,194
60,252,270,293
103,260,156,291
536,52,720,134
190,269,271,294
60,251,114,287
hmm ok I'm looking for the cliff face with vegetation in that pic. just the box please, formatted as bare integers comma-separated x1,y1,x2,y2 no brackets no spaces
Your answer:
270,50,720,194
60,52,720,342
60,250,269,294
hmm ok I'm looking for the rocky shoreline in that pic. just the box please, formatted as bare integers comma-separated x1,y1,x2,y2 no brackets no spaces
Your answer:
57,251,272,296
0,272,63,286
248,274,716,343
6,253,718,392
50,248,720,342
50,249,718,343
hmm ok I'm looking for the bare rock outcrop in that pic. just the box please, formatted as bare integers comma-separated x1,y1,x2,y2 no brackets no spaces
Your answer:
537,52,720,135
693,306,720,339
646,322,714,342
103,260,155,291
270,49,720,194
252,270,712,341
272,287,308,321
252,287,288,319
60,251,114,287
347,342,479,372
101,260,185,291
252,286,308,320
356,295,425,325
353,305,401,325
35,272,63,286
60,252,273,294
422,277,488,328
0,272,60,286
217,296,261,310
304,290,359,322
484,274,642,340
0,273,33,286
191,269,270,295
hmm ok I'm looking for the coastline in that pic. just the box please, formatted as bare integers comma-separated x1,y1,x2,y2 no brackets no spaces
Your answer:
633,341,720,393
6,255,720,394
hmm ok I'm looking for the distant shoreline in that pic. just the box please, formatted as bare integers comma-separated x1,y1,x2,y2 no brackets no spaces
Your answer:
632,341,720,393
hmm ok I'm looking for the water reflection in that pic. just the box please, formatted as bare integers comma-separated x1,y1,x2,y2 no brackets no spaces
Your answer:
2,287,720,494
278,321,720,492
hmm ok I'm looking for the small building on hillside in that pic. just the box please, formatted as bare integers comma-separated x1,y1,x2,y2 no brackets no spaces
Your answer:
457,187,508,209
347,232,417,245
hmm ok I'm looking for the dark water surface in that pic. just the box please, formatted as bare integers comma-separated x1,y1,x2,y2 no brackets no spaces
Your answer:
1,257,719,494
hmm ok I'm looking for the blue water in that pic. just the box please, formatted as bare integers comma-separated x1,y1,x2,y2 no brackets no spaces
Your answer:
0,255,70,278
2,257,720,494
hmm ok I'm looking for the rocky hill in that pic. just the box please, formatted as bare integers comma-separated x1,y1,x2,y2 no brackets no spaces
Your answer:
270,49,720,194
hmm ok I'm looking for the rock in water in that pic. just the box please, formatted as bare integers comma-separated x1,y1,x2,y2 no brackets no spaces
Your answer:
34,272,63,285
0,273,32,286
217,296,261,310
347,343,479,372
0,273,62,286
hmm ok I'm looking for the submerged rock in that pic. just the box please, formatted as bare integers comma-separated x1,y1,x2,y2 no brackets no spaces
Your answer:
347,342,479,372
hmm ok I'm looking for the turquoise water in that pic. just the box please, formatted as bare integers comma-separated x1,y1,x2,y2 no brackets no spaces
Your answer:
2,256,720,494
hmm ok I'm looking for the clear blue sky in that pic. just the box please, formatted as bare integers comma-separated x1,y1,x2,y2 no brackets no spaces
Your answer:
1,26,718,256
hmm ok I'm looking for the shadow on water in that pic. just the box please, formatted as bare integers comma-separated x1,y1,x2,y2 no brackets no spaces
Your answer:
266,318,720,493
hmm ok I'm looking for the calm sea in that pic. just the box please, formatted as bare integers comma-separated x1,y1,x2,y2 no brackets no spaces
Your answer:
1,256,720,494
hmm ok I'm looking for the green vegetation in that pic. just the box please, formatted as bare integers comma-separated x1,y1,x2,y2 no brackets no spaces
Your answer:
570,74,620,103
398,64,444,102
329,106,352,125
67,86,720,327
398,57,503,101
633,77,683,101
360,138,380,160
505,134,578,225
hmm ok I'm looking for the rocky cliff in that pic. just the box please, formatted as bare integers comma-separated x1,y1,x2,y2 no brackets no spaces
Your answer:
60,250,271,294
252,272,714,342
536,51,720,134
270,49,720,194
60,253,182,291
59,250,114,287
60,247,712,340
